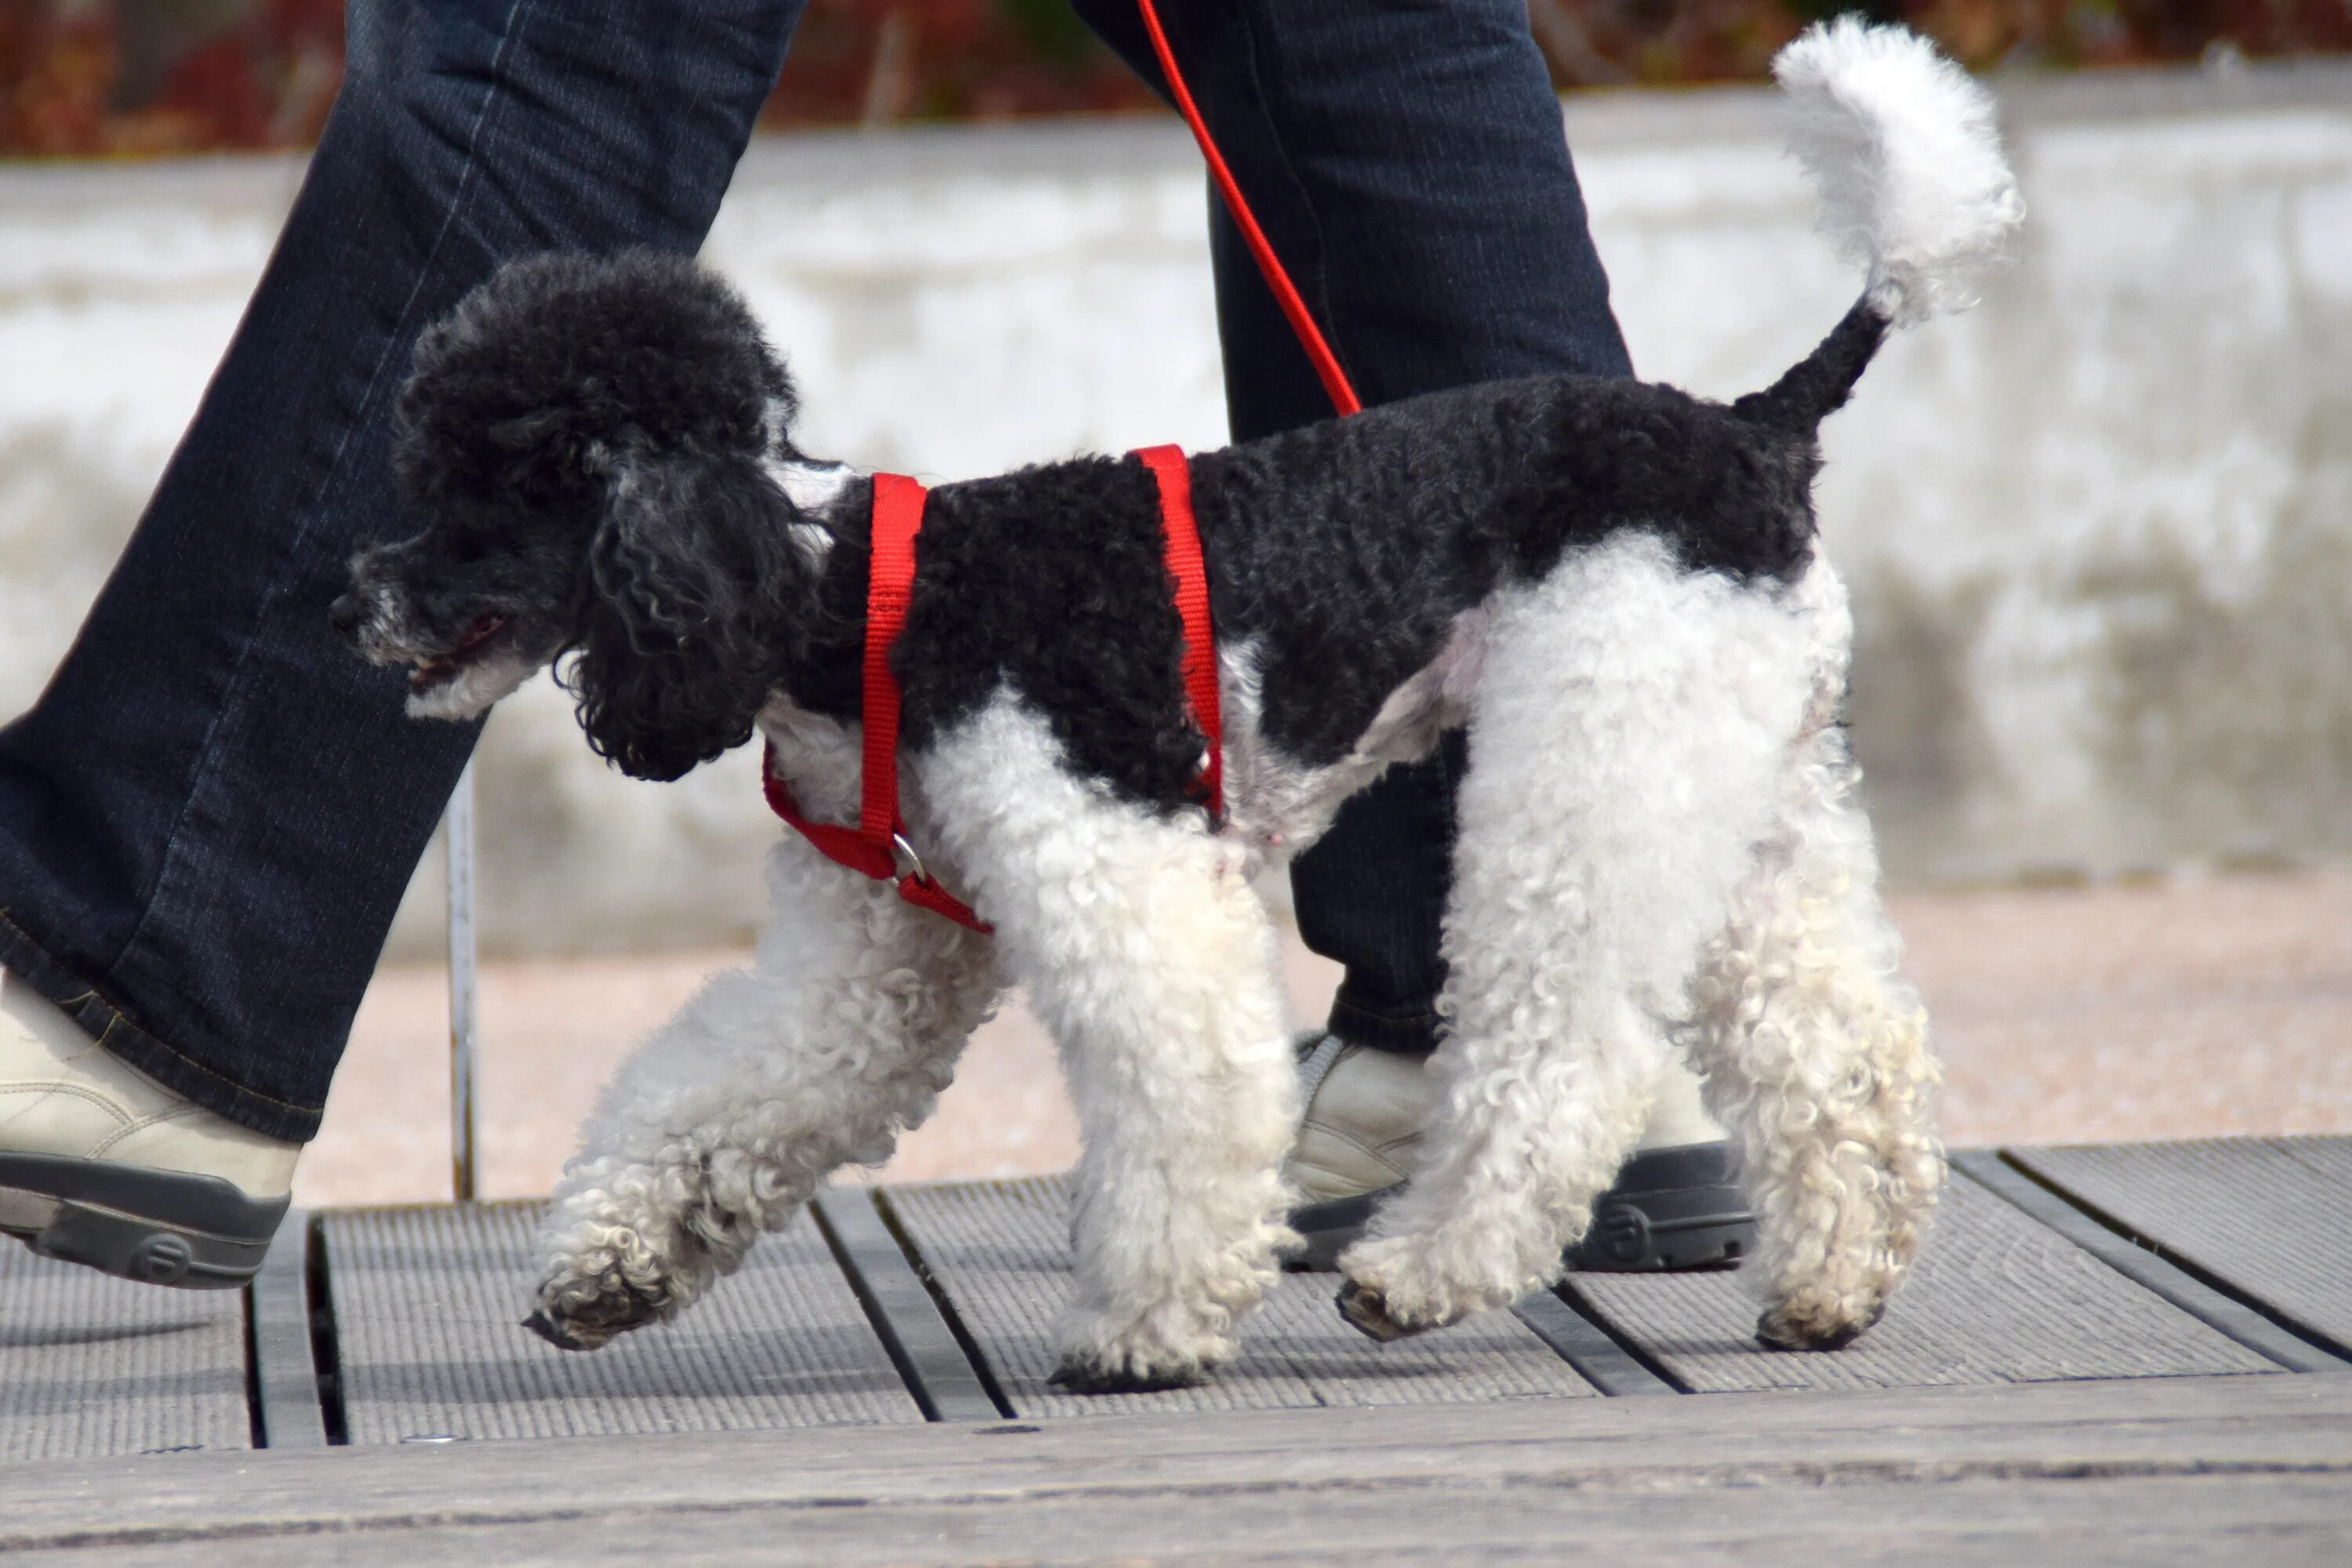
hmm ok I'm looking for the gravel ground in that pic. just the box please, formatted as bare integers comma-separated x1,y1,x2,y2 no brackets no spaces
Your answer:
298,870,2352,1208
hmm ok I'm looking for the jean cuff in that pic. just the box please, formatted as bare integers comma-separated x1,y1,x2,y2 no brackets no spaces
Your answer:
0,913,322,1143
1327,986,1440,1056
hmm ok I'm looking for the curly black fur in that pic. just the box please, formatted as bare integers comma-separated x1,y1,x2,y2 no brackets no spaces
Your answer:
395,249,794,514
1186,369,1829,765
777,359,1840,793
369,250,830,780
363,253,1889,807
782,458,1206,807
1732,299,1889,434
570,451,810,780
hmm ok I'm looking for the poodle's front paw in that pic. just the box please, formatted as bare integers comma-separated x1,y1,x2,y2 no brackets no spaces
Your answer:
523,1263,674,1352
1755,1294,1886,1352
1334,1234,1495,1343
1334,1279,1432,1342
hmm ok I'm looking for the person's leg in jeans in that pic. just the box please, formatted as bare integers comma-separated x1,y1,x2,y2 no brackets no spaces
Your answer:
1073,0,1740,1270
0,0,806,1285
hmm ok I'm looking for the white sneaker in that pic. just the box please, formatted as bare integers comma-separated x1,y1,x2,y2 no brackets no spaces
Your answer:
1,967,298,1287
1281,1033,1754,1272
1284,1035,1432,1207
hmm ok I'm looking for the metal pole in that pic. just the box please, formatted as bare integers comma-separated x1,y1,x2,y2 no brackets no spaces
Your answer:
446,758,481,1202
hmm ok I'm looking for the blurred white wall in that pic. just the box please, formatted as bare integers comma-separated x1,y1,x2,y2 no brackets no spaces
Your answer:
2,61,2347,960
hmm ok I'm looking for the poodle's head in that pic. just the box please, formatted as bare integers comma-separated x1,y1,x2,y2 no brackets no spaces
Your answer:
336,250,823,782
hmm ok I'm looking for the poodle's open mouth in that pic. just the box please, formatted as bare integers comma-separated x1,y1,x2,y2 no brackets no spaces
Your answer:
409,613,513,694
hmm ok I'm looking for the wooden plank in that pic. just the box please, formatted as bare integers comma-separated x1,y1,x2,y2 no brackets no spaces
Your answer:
811,1186,1004,1421
17,1472,2348,1566
4,1375,2348,1562
246,1210,327,1449
0,1234,251,1461
2013,1136,2352,1360
883,1176,1600,1416
1955,1151,2349,1373
318,1201,923,1443
1570,1168,2281,1392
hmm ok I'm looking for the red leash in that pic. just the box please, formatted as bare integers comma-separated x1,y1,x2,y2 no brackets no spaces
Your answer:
765,4,1349,925
1134,0,1361,418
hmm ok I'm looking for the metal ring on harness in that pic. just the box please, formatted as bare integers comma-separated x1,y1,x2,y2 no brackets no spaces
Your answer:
888,832,927,887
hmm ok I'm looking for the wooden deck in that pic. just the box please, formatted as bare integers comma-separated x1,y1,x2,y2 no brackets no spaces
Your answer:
5,1138,2350,1563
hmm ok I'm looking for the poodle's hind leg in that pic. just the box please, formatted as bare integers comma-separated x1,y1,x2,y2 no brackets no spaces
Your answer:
1338,536,1815,1341
919,695,1297,1393
527,841,998,1349
1690,718,1942,1352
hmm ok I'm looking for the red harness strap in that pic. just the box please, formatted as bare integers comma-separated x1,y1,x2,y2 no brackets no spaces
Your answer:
764,472,992,932
1137,443,1223,818
765,453,1221,929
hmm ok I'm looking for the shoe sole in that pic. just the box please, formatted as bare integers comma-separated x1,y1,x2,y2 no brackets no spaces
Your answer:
0,1151,288,1289
1285,1142,1755,1274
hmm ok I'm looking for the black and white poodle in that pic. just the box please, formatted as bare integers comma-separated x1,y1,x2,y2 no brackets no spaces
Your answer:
339,21,2021,1389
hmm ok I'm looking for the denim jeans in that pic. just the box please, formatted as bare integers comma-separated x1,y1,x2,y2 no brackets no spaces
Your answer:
0,0,807,1140
0,0,1624,1141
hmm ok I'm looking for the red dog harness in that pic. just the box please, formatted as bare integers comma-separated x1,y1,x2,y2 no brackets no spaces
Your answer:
764,446,1221,932
764,1,1359,931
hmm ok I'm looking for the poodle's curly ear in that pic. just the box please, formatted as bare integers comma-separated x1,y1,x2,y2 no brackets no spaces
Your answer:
567,454,794,782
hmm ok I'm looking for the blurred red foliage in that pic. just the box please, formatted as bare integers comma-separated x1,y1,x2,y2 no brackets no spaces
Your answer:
768,0,1157,123
3,0,342,156
3,0,2345,158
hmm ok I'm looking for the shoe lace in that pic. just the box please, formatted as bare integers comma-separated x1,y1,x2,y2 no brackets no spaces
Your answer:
1294,1032,1348,1107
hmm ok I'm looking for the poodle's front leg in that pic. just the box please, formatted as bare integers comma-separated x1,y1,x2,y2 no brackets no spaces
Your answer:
528,840,997,1349
920,697,1297,1392
1688,720,1942,1352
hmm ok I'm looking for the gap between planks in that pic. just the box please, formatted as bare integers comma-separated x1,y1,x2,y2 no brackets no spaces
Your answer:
811,1186,1006,1421
245,1210,328,1449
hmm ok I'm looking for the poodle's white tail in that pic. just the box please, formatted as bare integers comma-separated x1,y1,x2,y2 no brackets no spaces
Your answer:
1775,19,2024,328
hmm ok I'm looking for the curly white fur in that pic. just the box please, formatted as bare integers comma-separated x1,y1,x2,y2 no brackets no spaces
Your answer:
528,704,999,1346
1330,549,1939,1348
1339,539,1814,1325
532,538,1940,1369
401,648,536,721
1776,17,2024,328
914,694,1298,1389
1690,712,1942,1348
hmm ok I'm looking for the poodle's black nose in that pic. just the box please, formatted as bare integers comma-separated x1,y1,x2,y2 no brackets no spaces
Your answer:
328,593,362,635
